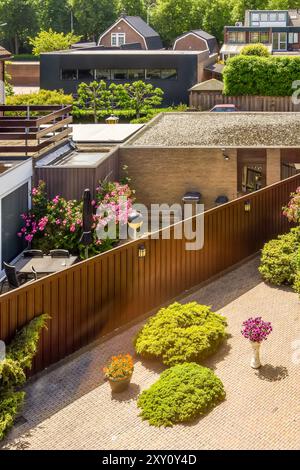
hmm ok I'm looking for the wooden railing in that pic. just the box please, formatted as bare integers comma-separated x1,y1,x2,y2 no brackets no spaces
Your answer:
1,174,299,374
0,105,72,155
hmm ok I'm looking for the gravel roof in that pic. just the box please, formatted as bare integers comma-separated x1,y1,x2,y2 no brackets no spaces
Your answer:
130,112,300,147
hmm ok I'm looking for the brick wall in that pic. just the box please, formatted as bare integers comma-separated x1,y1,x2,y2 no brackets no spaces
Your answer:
99,19,146,49
120,147,238,209
174,34,208,51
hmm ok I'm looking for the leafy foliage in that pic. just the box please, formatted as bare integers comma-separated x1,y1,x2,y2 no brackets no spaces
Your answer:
112,81,164,119
138,363,225,427
29,28,81,55
240,43,270,57
259,227,300,285
76,81,112,123
6,89,73,106
0,314,49,440
223,55,300,96
0,390,25,441
134,302,227,366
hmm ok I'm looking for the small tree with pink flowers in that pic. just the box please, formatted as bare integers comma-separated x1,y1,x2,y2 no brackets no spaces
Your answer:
283,187,300,223
18,180,135,258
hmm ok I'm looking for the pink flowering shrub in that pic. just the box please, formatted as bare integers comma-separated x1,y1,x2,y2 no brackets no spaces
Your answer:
241,317,272,343
283,187,300,223
18,179,135,258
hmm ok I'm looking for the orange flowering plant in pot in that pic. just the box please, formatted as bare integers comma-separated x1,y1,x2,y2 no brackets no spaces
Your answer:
103,354,134,393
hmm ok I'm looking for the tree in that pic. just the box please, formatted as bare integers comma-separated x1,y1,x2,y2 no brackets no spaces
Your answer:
35,0,71,33
76,81,112,123
114,81,163,118
0,0,38,54
72,0,118,41
29,29,81,55
117,0,147,18
240,43,270,56
199,0,234,43
151,0,198,46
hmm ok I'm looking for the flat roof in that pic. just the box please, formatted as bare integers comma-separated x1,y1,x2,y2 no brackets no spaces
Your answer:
72,124,144,143
128,112,300,147
42,49,208,56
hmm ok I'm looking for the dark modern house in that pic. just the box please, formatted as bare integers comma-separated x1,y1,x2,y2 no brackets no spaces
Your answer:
221,9,300,59
40,16,218,105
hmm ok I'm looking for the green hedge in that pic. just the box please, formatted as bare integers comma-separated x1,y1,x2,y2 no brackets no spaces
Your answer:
223,55,300,96
259,227,300,285
138,363,225,427
240,43,270,57
0,314,49,440
134,302,227,366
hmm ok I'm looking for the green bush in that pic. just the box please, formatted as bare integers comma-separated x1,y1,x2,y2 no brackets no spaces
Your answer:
134,302,227,366
240,43,270,57
138,363,225,427
259,228,300,285
0,314,49,440
223,55,300,96
0,391,25,441
6,89,73,107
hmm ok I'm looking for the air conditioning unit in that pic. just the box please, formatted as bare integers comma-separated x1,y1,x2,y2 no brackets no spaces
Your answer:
235,22,243,27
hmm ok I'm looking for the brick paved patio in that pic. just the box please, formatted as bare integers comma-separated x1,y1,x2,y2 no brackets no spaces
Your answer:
2,256,300,450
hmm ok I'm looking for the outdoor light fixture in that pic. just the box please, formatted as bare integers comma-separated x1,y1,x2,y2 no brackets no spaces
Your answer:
244,200,251,212
215,195,229,206
138,244,146,258
105,115,119,125
128,210,143,239
222,148,230,161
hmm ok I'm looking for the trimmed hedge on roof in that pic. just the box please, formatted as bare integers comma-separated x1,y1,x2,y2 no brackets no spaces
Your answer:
223,55,300,96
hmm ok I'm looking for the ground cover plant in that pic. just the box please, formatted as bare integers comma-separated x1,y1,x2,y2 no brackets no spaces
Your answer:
0,315,49,440
134,302,227,366
138,363,225,427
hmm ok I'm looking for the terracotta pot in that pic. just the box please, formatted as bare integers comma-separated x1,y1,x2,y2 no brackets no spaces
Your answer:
107,373,132,393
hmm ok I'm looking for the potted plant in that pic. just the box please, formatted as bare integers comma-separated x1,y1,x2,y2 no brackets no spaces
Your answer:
241,317,272,369
103,354,134,393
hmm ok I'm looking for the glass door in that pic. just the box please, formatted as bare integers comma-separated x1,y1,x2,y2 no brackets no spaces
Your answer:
272,32,287,51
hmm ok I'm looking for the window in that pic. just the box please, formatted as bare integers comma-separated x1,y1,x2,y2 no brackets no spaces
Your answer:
110,69,128,80
95,69,111,80
146,69,161,80
78,69,94,80
161,69,177,80
61,69,77,80
260,32,270,43
128,69,145,79
278,13,286,21
250,32,260,43
111,33,126,47
289,32,299,44
228,31,245,43
269,13,277,22
252,13,259,21
260,13,268,22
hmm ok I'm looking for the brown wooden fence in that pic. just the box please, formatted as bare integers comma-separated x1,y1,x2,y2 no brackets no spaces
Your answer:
189,91,300,112
1,174,299,375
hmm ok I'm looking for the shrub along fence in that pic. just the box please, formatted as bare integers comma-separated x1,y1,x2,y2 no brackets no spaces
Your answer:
189,91,300,111
1,174,300,375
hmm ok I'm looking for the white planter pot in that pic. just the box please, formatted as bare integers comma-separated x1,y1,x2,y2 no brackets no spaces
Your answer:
250,341,261,369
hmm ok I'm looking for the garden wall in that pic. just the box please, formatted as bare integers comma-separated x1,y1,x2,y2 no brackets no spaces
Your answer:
189,91,300,111
0,173,299,375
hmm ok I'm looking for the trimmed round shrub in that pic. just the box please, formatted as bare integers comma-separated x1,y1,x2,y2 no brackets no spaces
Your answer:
259,227,300,285
134,302,227,366
240,43,270,57
138,363,225,427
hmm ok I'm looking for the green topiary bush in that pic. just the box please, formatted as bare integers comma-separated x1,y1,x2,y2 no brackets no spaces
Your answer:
0,391,25,440
134,302,227,366
240,43,270,57
0,314,49,440
259,227,300,285
138,363,225,427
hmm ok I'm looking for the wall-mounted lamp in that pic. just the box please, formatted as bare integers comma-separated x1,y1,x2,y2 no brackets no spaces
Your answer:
138,244,146,258
222,148,230,161
244,200,251,212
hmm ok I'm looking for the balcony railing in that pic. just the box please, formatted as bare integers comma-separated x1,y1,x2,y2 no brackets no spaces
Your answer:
0,105,72,156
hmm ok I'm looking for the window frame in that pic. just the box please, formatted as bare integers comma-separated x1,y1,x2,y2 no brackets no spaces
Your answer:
111,32,126,47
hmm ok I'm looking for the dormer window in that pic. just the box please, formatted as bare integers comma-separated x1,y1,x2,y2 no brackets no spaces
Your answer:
111,33,126,47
